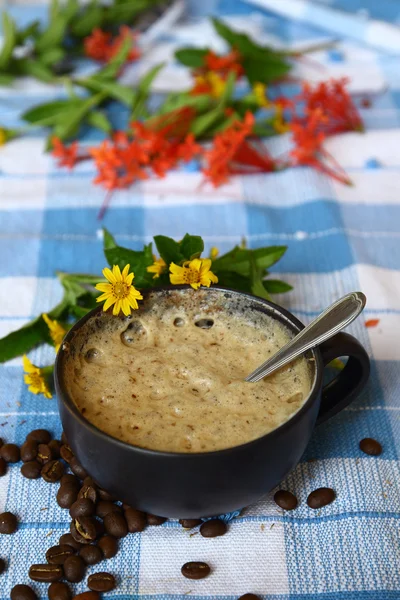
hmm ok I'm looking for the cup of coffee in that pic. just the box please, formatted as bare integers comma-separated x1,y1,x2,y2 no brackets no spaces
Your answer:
55,286,370,517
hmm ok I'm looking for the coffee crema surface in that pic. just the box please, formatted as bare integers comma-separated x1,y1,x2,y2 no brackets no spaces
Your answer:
63,289,313,453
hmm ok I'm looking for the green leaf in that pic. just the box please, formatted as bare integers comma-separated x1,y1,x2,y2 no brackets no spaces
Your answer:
86,110,112,134
216,271,252,294
16,59,55,83
179,234,204,261
190,106,225,137
157,92,213,116
0,316,50,364
0,12,17,70
49,0,60,21
35,13,68,53
263,279,293,294
94,35,132,80
250,254,271,301
218,70,236,108
50,92,106,141
104,244,155,289
63,0,80,23
102,228,117,251
70,4,104,37
131,63,165,120
154,235,185,266
241,56,291,86
212,246,287,277
106,0,151,24
39,47,65,67
174,48,208,68
16,20,40,44
78,77,135,106
0,73,15,86
22,98,83,127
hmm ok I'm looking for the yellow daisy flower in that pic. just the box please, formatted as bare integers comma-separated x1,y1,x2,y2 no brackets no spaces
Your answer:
210,247,219,260
207,72,227,98
253,82,272,108
0,128,6,146
95,264,143,316
147,256,167,279
169,258,218,290
23,356,52,399
42,313,67,352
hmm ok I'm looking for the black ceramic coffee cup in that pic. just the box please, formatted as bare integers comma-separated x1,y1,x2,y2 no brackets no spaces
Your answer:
55,286,370,518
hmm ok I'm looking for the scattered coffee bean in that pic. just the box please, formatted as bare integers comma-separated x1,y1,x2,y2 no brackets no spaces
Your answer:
97,488,114,502
0,511,17,534
48,582,72,600
98,535,118,559
29,564,63,582
70,499,95,519
71,593,99,600
11,584,38,600
104,511,128,538
48,440,62,459
60,474,80,488
37,444,53,464
179,519,202,529
63,555,85,583
0,443,20,463
238,595,262,600
83,476,96,488
146,514,166,526
21,440,38,463
21,460,42,479
200,519,227,538
124,508,146,533
96,501,121,519
94,519,105,537
79,544,102,565
0,557,6,574
42,460,64,483
46,545,75,565
181,561,211,580
61,432,68,445
88,572,116,592
0,457,6,476
57,485,79,509
70,517,97,544
274,490,298,511
27,429,51,444
60,445,74,464
307,487,336,509
78,484,97,504
70,457,87,480
359,438,382,456
59,533,80,551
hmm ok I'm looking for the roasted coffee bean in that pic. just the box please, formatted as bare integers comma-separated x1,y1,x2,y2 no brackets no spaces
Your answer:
37,444,53,464
200,519,227,538
146,514,166,526
21,440,38,462
29,564,63,582
104,511,128,538
98,488,114,502
94,518,105,537
11,585,38,600
70,517,97,544
60,445,74,464
72,593,99,600
179,519,202,529
0,511,17,534
98,535,118,559
42,460,64,483
60,474,80,488
70,499,95,519
0,557,6,574
83,476,96,487
48,582,72,600
0,457,6,476
88,572,116,592
0,443,20,463
46,545,75,565
69,457,87,480
21,460,41,479
63,555,85,583
27,429,51,444
57,485,79,509
122,503,131,510
181,561,211,580
359,437,382,456
61,432,68,445
307,487,336,509
124,508,146,533
274,490,298,511
96,501,122,519
238,595,262,600
59,533,80,551
79,544,102,565
78,484,97,504
48,440,62,459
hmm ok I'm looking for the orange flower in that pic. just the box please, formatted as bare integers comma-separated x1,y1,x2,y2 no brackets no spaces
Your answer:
204,50,244,78
84,26,140,63
365,319,380,328
51,137,80,169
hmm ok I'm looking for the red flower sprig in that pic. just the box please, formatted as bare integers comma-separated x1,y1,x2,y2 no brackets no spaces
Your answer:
84,26,140,63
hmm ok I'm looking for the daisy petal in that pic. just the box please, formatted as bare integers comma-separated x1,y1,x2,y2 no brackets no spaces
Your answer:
103,267,117,284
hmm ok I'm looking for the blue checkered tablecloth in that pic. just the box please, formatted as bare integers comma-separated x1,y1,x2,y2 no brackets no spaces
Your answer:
1,1,400,598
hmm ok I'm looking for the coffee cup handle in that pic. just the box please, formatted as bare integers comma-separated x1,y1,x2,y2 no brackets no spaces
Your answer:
316,332,370,425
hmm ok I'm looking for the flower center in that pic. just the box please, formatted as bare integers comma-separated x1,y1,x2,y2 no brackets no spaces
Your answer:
182,268,200,284
113,282,129,299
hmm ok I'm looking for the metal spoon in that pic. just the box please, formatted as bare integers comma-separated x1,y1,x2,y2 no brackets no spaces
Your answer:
245,291,366,383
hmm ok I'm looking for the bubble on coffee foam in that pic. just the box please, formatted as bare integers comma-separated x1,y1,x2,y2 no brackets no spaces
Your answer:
120,320,147,347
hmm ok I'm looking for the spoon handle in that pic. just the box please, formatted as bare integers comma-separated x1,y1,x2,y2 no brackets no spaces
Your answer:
245,291,366,383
